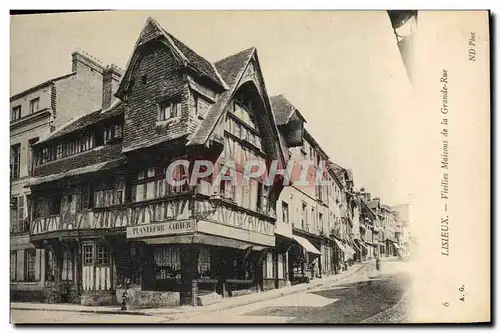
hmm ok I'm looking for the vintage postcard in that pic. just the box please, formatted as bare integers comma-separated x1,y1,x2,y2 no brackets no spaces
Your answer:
9,10,490,324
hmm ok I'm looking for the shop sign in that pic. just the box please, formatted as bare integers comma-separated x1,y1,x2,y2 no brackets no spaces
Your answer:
126,220,195,239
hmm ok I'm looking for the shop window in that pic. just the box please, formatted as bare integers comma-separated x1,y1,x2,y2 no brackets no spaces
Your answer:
277,253,284,279
45,250,56,282
61,247,74,281
263,252,274,279
96,245,109,266
154,247,181,279
10,251,16,282
198,247,211,278
83,245,94,265
24,249,37,282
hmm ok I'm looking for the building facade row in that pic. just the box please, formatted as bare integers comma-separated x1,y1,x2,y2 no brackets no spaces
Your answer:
10,17,410,308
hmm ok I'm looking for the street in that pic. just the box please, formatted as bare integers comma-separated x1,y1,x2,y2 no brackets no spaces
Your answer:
11,260,411,324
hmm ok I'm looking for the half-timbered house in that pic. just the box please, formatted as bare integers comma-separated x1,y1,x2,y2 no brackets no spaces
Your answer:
26,17,294,307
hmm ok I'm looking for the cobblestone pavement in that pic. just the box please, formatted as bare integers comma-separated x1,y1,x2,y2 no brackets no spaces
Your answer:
167,259,411,323
11,259,411,324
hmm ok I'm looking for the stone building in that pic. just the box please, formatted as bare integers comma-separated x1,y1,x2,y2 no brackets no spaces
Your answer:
392,203,412,257
10,49,122,302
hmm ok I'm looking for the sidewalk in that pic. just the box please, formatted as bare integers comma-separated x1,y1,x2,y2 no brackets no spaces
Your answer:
11,262,366,317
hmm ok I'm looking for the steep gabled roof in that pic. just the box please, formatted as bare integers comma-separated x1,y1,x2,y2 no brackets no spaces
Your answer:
165,32,227,88
115,17,227,100
187,47,255,146
270,95,296,126
270,94,307,126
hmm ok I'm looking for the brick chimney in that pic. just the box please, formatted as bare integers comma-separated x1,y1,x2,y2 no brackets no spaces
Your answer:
72,49,104,74
367,193,372,201
102,64,123,110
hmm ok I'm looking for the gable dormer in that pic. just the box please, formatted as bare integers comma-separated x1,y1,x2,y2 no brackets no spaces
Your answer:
114,17,227,153
270,95,306,148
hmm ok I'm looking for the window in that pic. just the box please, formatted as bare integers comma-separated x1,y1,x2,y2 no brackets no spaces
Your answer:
62,247,73,281
28,137,39,175
10,144,21,180
97,245,109,265
311,207,315,232
198,246,211,278
17,196,24,230
80,186,92,210
45,250,56,282
158,99,181,121
114,124,123,139
24,249,37,282
41,147,49,164
282,201,289,224
10,251,16,282
56,144,63,160
29,98,40,114
11,105,21,121
302,202,307,229
48,195,61,215
95,130,104,146
319,212,324,233
256,182,264,211
10,196,24,233
83,245,94,265
233,101,258,130
154,247,181,279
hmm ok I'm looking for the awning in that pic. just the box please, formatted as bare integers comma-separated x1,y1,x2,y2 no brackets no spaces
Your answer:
333,238,346,253
292,235,321,256
142,233,269,251
25,158,125,187
355,239,368,250
344,244,356,258
393,243,401,249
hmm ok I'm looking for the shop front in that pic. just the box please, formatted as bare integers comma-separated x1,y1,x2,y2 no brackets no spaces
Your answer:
354,238,369,262
121,217,275,307
285,229,322,285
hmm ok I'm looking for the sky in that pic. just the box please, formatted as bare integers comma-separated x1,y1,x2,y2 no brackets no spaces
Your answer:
10,11,415,206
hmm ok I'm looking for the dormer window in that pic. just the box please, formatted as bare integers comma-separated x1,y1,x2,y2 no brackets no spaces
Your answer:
104,123,123,144
158,98,181,121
